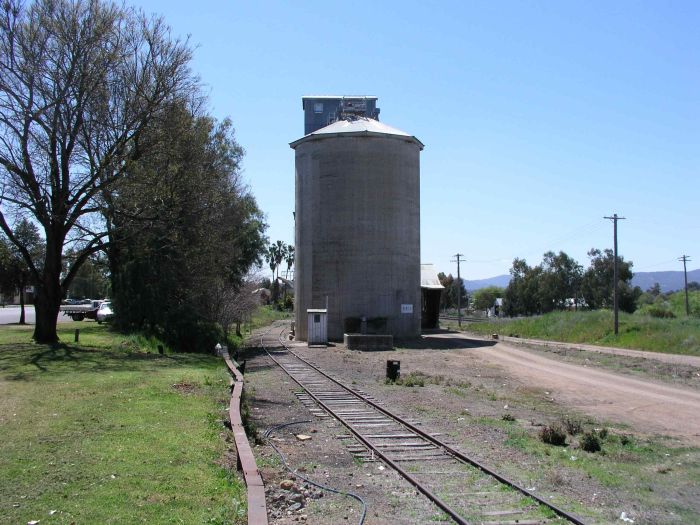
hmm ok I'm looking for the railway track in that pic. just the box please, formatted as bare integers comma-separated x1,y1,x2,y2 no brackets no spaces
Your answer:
259,323,586,525
439,315,489,323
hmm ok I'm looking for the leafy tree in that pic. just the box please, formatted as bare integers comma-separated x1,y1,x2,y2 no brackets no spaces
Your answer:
473,286,505,311
266,240,291,302
108,104,266,352
438,272,467,310
67,254,110,300
0,219,43,323
539,251,583,311
637,282,666,308
581,248,640,313
504,258,543,316
0,234,16,301
284,245,295,279
0,0,195,343
273,240,287,278
265,245,278,284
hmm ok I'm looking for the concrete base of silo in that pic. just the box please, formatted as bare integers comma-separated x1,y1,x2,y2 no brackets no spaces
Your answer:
343,333,394,351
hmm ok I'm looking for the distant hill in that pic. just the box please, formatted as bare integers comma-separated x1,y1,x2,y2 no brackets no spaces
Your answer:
632,269,700,293
464,274,510,291
463,269,700,293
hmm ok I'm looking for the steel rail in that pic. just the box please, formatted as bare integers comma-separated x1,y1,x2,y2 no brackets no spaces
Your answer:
261,330,471,525
266,325,587,525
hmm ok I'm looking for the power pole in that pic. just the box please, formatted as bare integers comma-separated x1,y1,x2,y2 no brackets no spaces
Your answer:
604,214,626,335
451,254,465,328
679,255,692,316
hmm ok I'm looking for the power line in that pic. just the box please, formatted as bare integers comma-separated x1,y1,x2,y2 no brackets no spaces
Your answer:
511,219,606,263
635,258,680,271
604,214,626,335
679,255,692,317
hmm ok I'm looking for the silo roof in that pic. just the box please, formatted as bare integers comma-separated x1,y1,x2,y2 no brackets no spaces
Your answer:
290,117,424,150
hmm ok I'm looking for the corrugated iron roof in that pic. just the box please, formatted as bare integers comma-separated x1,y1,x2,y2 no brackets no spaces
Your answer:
290,117,424,149
421,264,444,289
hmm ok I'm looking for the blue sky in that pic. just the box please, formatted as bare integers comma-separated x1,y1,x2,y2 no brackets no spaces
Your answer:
139,0,698,280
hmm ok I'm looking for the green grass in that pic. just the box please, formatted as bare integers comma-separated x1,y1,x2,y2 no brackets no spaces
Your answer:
473,416,700,522
0,324,244,524
637,290,700,318
462,310,700,355
226,306,292,348
248,305,291,330
0,321,169,353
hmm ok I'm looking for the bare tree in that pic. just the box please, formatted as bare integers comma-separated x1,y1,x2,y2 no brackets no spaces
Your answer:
0,0,195,342
208,279,262,341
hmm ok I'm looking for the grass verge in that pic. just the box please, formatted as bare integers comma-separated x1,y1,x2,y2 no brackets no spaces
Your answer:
459,310,700,355
0,323,245,524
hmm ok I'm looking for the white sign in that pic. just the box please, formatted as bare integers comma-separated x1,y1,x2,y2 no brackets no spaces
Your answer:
401,304,413,314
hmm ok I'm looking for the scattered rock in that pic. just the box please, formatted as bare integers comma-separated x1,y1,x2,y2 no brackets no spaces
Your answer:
280,479,294,490
288,502,302,512
296,434,312,441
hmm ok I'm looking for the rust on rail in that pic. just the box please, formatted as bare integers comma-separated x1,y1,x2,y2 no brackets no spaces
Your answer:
222,349,268,525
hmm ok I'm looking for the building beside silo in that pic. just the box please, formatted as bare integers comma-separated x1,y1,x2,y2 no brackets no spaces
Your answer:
291,111,423,342
302,96,380,135
421,264,444,329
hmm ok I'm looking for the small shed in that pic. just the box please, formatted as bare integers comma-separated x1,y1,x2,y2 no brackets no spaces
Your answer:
421,264,444,329
488,298,504,318
307,309,328,346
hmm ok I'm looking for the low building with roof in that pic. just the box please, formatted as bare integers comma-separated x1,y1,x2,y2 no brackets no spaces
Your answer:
421,264,444,329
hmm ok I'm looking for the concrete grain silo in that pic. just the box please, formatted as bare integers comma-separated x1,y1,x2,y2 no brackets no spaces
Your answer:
291,116,423,341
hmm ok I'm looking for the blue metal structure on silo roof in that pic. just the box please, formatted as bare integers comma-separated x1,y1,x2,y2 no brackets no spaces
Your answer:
302,96,380,135
291,104,424,342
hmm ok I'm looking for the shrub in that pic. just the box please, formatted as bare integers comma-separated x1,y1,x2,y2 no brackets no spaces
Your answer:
562,418,583,435
502,413,516,422
399,372,425,387
597,428,609,439
386,371,426,387
539,425,567,446
648,307,675,319
580,432,601,452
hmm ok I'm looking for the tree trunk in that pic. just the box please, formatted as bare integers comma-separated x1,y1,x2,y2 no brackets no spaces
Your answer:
18,277,26,325
32,240,63,344
33,286,61,344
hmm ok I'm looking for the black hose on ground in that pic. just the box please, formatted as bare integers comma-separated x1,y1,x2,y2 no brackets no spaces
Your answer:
264,420,368,525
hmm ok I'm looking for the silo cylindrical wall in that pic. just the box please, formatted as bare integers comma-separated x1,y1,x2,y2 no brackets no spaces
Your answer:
294,135,421,341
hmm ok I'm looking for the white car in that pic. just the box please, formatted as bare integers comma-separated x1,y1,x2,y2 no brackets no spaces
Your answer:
96,301,114,324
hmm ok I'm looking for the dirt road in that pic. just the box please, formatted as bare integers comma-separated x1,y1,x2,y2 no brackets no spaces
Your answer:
432,332,700,442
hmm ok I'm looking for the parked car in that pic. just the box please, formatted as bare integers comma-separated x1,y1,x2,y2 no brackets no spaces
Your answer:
96,301,114,324
59,299,102,321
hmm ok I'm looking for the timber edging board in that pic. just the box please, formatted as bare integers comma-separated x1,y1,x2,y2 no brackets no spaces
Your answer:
222,350,268,525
